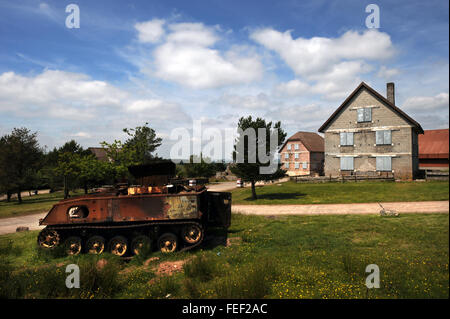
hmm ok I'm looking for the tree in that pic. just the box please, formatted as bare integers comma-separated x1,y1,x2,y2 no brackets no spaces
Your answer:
77,155,114,194
123,122,162,163
52,140,91,198
230,116,287,200
101,123,162,182
182,154,220,179
0,128,43,203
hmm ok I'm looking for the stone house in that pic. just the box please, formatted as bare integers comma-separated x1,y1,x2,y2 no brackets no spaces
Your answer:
279,131,324,176
318,82,424,179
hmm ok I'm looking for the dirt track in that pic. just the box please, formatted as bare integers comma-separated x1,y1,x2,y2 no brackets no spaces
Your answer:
232,201,449,216
0,201,448,235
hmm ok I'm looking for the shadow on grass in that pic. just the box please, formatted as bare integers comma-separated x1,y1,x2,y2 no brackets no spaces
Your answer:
242,192,306,201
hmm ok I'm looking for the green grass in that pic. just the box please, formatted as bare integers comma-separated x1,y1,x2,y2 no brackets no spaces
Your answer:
0,213,448,298
0,190,84,219
231,180,449,205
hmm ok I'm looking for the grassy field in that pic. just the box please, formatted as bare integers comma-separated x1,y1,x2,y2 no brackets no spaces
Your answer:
232,180,449,205
0,213,448,299
0,190,83,219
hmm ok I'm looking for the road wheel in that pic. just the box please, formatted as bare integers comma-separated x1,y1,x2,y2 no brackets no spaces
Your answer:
182,224,203,244
131,235,152,255
86,235,105,254
65,236,82,255
38,229,60,249
108,236,128,257
158,233,178,253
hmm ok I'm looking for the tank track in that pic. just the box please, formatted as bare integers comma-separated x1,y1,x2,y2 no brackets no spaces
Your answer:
41,220,204,253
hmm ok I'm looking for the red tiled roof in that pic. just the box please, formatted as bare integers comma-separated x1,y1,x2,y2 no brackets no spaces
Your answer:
280,131,324,152
419,129,449,159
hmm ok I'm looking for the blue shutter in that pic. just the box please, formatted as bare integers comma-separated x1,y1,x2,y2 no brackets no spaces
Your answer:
340,132,346,145
364,108,372,121
385,157,391,171
376,131,383,145
348,133,354,145
357,108,364,122
384,130,391,144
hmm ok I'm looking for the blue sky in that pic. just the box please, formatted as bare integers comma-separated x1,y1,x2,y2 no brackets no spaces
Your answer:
0,0,448,159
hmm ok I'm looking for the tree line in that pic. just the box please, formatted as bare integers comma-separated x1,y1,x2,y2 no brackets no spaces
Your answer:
0,116,287,202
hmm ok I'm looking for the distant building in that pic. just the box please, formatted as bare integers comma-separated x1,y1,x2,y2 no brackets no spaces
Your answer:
318,82,424,179
279,132,324,176
88,147,109,162
419,129,449,169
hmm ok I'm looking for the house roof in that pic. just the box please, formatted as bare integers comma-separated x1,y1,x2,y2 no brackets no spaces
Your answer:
280,131,324,153
318,82,424,134
88,147,108,161
419,129,449,159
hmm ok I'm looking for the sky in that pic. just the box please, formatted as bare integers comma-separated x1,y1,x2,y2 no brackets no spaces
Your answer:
0,0,448,160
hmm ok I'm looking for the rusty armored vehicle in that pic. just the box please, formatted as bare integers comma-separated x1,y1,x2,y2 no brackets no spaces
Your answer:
38,161,231,256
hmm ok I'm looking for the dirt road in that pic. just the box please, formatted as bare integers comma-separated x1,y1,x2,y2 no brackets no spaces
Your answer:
232,201,449,216
0,200,448,235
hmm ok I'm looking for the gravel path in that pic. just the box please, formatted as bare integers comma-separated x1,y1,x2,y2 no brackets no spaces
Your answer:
232,201,449,216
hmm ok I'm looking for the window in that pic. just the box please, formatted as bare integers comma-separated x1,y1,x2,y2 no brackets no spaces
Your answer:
376,156,392,171
295,153,299,159
68,206,89,219
340,157,354,171
302,162,308,169
284,153,289,159
376,130,392,145
295,144,299,150
357,108,372,122
295,162,299,169
285,162,289,169
287,144,291,150
340,132,354,146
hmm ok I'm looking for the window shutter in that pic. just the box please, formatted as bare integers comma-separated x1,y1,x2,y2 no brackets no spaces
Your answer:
376,157,383,170
348,133,354,145
384,130,391,144
364,108,372,121
285,153,289,159
357,108,364,122
295,153,299,159
385,157,391,171
340,132,346,145
287,144,291,150
376,131,383,145
302,162,307,169
348,157,354,170
295,144,299,150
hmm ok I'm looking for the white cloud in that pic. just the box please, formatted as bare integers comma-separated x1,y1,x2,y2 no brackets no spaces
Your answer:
251,28,394,77
0,70,127,120
377,66,400,79
403,93,449,111
218,93,271,109
134,22,263,89
252,28,395,99
135,19,165,43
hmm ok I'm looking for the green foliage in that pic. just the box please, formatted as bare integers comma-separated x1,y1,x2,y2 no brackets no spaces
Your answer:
230,116,287,199
180,154,225,178
183,254,220,282
0,128,44,203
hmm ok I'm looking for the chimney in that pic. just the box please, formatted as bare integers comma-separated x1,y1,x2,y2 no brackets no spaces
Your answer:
386,82,395,105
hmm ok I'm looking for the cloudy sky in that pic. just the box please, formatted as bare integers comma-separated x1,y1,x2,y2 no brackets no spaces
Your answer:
0,0,448,159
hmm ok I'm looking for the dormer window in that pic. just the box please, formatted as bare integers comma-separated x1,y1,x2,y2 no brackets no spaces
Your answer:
357,108,372,122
